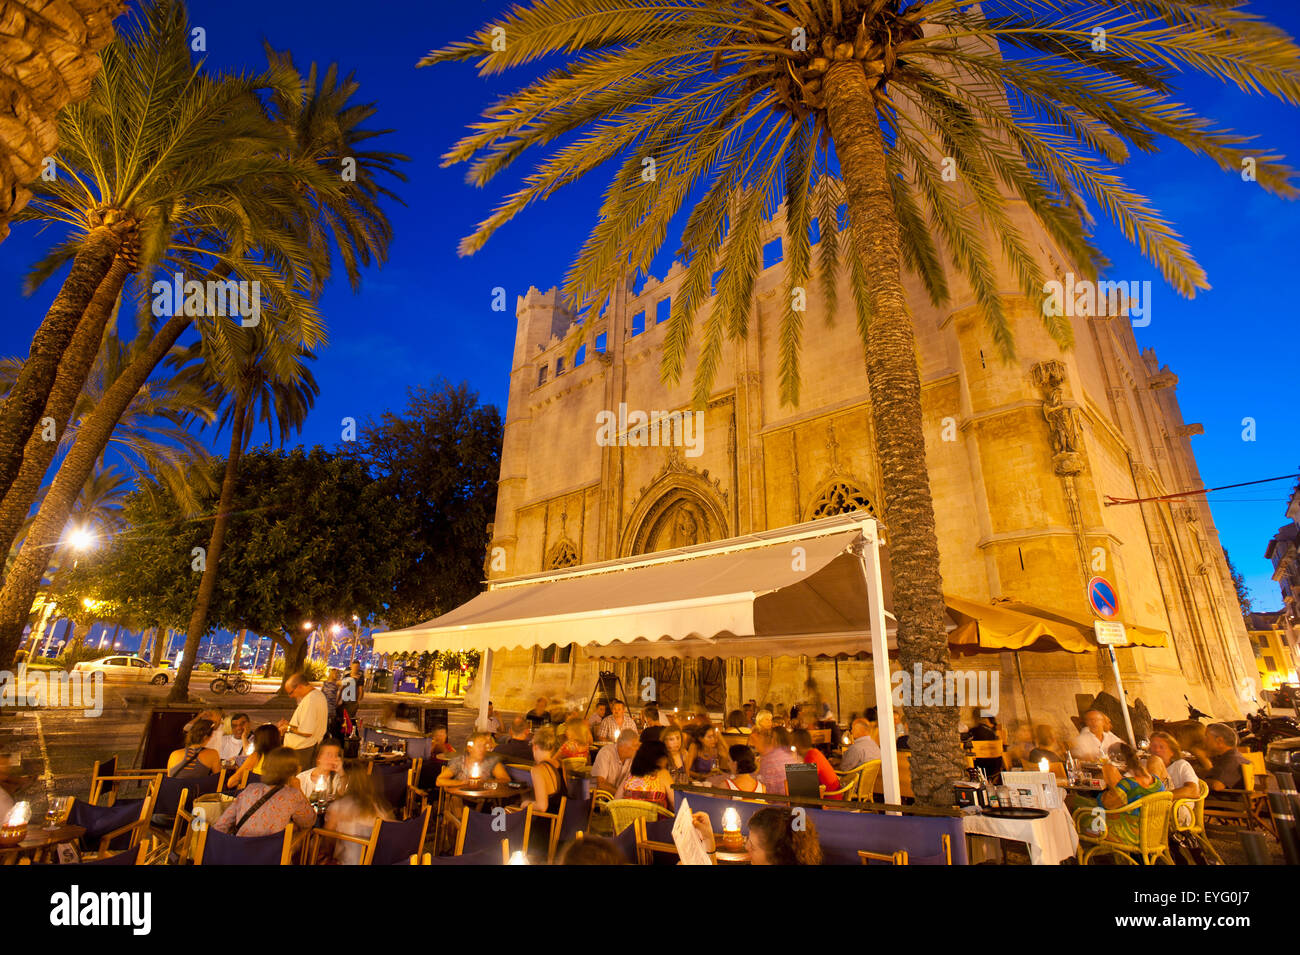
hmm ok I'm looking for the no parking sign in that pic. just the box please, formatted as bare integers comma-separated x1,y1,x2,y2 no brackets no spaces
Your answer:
1087,576,1119,619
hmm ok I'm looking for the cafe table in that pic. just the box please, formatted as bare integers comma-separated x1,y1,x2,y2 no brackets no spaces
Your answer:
456,782,529,812
0,824,86,865
961,804,1079,865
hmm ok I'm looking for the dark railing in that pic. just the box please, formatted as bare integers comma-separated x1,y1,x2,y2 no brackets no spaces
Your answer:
670,783,962,818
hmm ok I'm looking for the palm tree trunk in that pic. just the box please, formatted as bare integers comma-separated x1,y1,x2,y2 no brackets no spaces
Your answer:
823,59,965,806
282,635,308,691
263,640,278,679
168,391,249,703
0,223,127,503
0,310,192,669
232,628,246,671
0,254,132,561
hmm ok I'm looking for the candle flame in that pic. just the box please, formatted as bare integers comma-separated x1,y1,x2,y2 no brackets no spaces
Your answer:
722,807,741,832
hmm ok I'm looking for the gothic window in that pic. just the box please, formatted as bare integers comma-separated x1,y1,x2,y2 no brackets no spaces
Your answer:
537,365,547,387
540,644,573,664
809,481,877,520
547,539,579,569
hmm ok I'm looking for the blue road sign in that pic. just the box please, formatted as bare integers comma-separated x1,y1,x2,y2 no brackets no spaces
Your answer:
1087,577,1119,619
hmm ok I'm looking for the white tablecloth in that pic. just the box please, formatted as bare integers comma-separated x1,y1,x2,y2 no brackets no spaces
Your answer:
962,805,1078,865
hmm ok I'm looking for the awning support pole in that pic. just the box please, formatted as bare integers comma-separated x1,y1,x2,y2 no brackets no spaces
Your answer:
858,521,900,805
1014,651,1033,726
475,648,494,732
1108,646,1136,746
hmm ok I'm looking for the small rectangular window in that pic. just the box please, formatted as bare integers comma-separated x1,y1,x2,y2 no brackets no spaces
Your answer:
537,365,547,387
630,311,645,336
656,297,671,326
762,237,783,268
556,355,565,375
595,332,607,353
575,344,586,367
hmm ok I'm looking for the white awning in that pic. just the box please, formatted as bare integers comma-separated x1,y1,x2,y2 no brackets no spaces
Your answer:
372,514,894,660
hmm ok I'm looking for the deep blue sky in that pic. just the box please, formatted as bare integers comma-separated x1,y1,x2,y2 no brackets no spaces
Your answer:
2,0,1298,616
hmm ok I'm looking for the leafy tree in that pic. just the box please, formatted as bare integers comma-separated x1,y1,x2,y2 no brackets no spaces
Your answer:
1223,547,1252,616
428,0,1300,804
349,381,502,630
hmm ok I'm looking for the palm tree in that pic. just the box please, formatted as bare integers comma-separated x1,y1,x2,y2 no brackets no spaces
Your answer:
427,0,1299,804
0,0,125,241
0,0,306,507
0,332,218,565
0,5,406,669
167,330,318,702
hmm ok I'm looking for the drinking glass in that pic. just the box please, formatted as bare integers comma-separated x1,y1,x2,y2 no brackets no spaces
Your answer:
45,796,69,830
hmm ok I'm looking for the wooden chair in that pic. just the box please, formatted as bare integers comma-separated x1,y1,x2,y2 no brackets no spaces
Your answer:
1204,759,1269,834
858,848,909,865
1073,791,1174,865
873,751,913,800
193,823,295,865
633,815,679,865
73,774,161,859
853,760,883,801
305,810,432,866
606,798,673,836
586,789,613,834
1172,780,1224,865
524,796,568,864
969,740,1005,760
822,763,863,800
808,729,833,747
560,756,589,775
88,755,119,805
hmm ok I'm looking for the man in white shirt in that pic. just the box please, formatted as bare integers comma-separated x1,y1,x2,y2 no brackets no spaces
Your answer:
219,713,252,764
278,674,328,771
841,717,881,768
1070,709,1124,761
592,730,639,793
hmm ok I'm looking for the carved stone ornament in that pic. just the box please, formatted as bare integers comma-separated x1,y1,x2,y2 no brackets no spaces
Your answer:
1031,360,1085,476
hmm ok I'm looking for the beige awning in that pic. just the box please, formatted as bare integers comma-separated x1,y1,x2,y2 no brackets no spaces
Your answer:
371,514,894,660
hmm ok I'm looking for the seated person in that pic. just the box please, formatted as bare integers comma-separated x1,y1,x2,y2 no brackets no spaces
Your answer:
1071,709,1123,761
686,725,731,781
523,727,565,816
494,717,535,761
840,717,881,768
752,727,798,795
322,765,393,864
430,727,455,755
525,697,551,730
721,745,766,794
558,834,628,865
214,747,317,837
436,732,511,791
167,718,222,778
1148,731,1199,800
587,701,609,731
557,717,592,760
482,701,502,736
219,713,252,765
725,709,749,732
745,806,823,865
661,726,691,785
967,711,1005,783
385,703,420,734
225,723,281,789
1027,724,1067,767
1196,723,1249,793
296,740,345,799
592,730,640,794
792,728,842,798
1094,742,1165,843
596,699,638,742
615,739,674,811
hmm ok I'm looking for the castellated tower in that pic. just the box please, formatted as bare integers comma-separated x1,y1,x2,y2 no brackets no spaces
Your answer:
481,189,1254,734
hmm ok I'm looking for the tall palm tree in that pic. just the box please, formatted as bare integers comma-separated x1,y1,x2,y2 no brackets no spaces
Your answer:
167,330,318,702
0,0,306,506
427,0,1299,804
0,332,218,565
0,5,405,670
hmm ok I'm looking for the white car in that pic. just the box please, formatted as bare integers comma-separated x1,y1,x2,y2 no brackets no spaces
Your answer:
73,655,170,685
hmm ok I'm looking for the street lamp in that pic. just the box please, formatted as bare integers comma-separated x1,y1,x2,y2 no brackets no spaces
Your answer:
67,527,95,551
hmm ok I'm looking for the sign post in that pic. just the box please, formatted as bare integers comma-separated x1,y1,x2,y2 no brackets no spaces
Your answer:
1088,578,1136,747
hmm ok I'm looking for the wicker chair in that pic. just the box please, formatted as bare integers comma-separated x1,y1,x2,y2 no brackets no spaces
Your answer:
605,798,673,835
1172,780,1224,865
1073,791,1174,865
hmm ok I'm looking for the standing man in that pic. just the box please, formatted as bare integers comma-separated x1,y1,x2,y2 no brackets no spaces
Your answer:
339,661,364,736
278,673,328,771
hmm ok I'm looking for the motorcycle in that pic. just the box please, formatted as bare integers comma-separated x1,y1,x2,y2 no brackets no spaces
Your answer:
1239,707,1300,751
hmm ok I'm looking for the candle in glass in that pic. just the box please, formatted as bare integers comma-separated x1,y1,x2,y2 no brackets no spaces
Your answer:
1038,757,1050,774
721,807,743,850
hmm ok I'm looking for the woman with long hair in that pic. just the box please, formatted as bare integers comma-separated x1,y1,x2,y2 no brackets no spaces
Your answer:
661,725,690,785
616,739,675,811
323,764,394,864
746,807,822,865
225,723,281,790
167,718,222,778
557,717,592,760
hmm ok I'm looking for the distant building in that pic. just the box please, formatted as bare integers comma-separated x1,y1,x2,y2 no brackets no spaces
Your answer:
1243,611,1298,692
1263,483,1300,679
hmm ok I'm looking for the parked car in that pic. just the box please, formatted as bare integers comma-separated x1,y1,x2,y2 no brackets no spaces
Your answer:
73,655,170,685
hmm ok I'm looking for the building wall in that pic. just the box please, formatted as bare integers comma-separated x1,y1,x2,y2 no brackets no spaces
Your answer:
481,190,1254,739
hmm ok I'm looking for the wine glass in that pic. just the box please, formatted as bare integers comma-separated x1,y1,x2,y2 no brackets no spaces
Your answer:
45,796,69,830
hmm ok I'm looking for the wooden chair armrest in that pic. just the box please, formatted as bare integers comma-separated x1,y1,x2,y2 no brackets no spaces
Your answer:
94,816,151,855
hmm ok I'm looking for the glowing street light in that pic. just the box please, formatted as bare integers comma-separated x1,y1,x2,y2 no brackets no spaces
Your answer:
67,527,95,551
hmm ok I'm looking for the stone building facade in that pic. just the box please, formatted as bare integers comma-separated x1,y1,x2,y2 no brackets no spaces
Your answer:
480,195,1255,735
